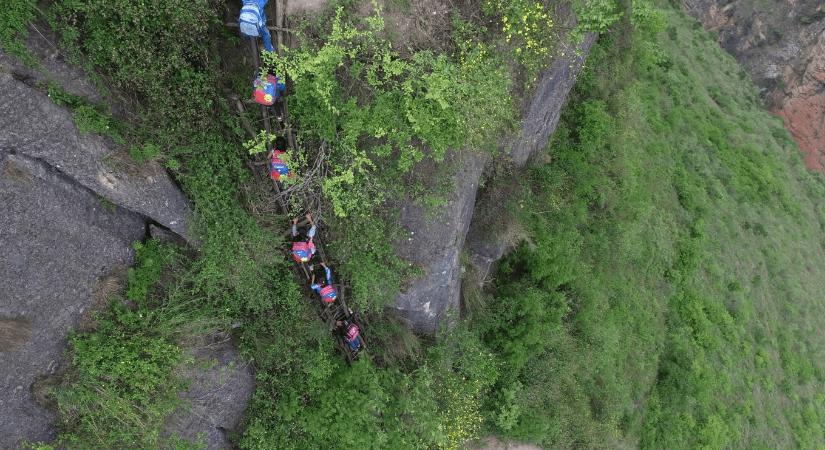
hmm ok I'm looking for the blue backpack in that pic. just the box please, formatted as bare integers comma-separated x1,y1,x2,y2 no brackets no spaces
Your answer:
239,2,263,38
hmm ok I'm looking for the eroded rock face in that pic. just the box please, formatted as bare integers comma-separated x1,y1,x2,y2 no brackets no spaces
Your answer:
510,33,598,167
0,45,227,447
682,0,825,172
0,150,146,448
0,72,193,240
392,34,596,332
0,30,102,103
393,151,488,332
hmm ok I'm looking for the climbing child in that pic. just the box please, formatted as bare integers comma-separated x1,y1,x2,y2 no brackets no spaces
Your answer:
268,135,292,182
346,322,362,351
291,213,316,263
336,318,362,352
310,262,338,304
239,0,274,52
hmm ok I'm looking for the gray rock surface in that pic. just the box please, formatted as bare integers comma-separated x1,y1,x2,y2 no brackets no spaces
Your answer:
0,29,102,103
466,33,597,283
0,70,193,240
0,150,146,448
393,34,597,331
0,49,207,448
164,334,254,449
392,151,488,332
509,33,597,167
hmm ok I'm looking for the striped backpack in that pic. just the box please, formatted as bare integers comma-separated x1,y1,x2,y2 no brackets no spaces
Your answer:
346,324,360,342
270,151,289,180
239,1,263,38
319,285,337,303
291,240,314,263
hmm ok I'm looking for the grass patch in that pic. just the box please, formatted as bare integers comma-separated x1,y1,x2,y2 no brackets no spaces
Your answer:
0,0,37,64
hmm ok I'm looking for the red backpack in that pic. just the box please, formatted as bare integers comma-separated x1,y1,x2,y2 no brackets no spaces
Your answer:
270,151,289,181
319,285,337,303
291,240,314,262
346,324,360,341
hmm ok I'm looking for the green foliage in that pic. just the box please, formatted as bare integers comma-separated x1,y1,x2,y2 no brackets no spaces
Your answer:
72,104,125,144
472,4,825,448
243,130,277,156
55,244,189,449
262,8,515,218
238,325,498,449
47,0,303,447
56,308,186,449
21,443,57,450
482,0,556,77
43,83,129,145
129,143,161,164
42,0,825,448
50,0,221,147
54,234,232,449
0,0,37,63
126,239,179,305
257,7,515,311
572,0,623,35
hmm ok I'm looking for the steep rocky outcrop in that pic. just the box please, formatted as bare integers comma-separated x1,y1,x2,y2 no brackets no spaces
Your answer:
682,0,825,172
0,72,193,239
392,33,596,332
0,149,146,447
392,151,488,332
0,40,238,447
467,33,597,283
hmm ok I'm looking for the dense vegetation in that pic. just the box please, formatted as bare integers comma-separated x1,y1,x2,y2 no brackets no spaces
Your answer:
474,7,825,447
7,0,824,448
0,0,36,63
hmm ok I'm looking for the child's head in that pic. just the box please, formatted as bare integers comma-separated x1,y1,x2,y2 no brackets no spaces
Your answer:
275,136,288,151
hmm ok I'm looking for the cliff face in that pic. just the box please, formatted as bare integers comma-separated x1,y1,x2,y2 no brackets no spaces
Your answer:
682,0,825,171
392,33,596,332
0,38,250,447
0,146,146,446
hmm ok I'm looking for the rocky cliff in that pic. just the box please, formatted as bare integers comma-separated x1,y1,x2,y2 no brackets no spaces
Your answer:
682,0,825,172
0,37,249,448
392,33,596,332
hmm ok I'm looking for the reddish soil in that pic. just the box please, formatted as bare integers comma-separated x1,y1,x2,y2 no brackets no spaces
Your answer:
776,93,825,172
774,32,825,173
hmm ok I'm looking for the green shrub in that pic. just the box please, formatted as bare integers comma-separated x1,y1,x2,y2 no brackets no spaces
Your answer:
129,143,162,164
126,239,179,305
572,0,623,35
262,7,515,218
72,104,125,144
473,4,825,448
50,0,221,146
482,0,557,77
0,0,37,63
56,298,187,448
